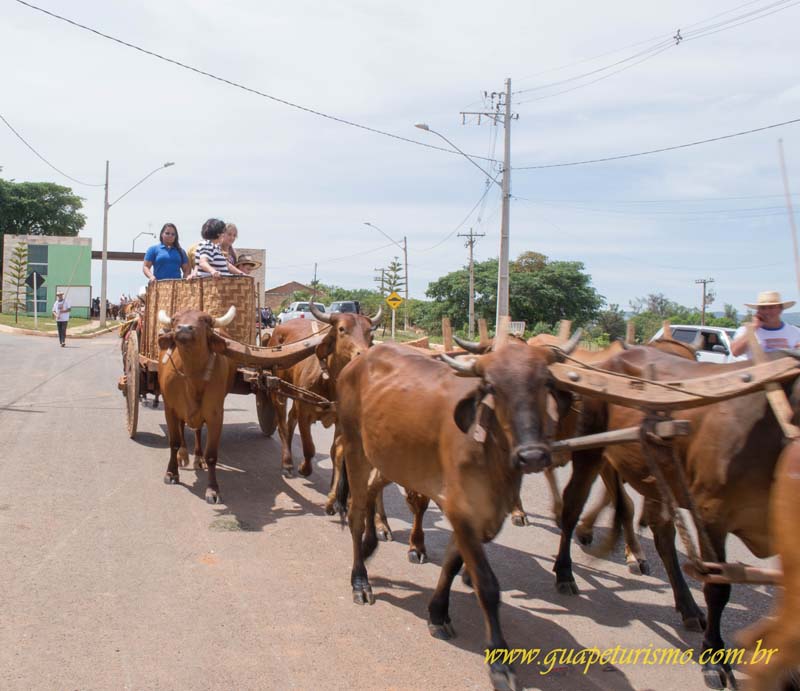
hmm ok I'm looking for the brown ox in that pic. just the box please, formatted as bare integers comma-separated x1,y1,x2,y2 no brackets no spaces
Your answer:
267,303,381,479
553,345,799,690
157,306,322,503
738,439,800,691
335,337,576,691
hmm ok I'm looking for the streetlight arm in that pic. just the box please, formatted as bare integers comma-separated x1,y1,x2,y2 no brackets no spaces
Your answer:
109,162,175,208
414,124,500,186
364,222,402,249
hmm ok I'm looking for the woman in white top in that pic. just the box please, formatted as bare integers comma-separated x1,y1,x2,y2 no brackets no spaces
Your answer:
195,218,246,280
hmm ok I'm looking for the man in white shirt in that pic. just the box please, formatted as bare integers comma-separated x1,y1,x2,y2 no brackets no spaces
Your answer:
52,290,71,347
730,290,800,357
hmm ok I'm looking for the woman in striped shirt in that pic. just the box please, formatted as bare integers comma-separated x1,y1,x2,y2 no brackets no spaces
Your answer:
195,218,246,279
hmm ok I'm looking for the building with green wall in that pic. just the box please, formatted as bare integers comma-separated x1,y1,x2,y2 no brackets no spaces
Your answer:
1,235,92,318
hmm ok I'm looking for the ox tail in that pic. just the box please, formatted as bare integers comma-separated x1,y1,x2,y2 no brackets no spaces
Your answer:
588,467,626,560
334,455,350,526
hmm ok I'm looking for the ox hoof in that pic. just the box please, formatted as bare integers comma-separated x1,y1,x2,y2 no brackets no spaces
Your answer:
281,466,294,478
427,618,455,640
556,579,580,595
488,664,519,691
298,460,313,477
701,662,737,690
407,549,427,564
376,527,393,542
194,456,207,471
352,578,375,606
164,473,179,485
683,615,706,633
627,558,650,576
510,513,527,527
576,529,594,546
324,502,336,516
205,491,221,505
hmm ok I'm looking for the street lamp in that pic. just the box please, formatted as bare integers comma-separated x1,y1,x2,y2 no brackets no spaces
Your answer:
100,161,175,327
132,231,156,253
415,121,510,327
364,221,409,331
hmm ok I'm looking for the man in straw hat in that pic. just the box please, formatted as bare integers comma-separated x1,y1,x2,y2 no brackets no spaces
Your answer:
51,289,71,347
234,253,262,276
731,290,800,357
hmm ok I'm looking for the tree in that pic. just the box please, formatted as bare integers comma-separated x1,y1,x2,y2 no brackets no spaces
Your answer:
4,242,28,323
424,252,603,333
588,304,627,342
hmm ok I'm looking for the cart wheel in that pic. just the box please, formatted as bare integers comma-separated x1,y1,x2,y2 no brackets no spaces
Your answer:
125,334,140,438
256,388,277,437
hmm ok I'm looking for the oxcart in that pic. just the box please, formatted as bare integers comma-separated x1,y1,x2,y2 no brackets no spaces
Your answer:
120,276,332,439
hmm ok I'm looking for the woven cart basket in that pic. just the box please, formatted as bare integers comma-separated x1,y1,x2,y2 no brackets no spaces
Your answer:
142,276,256,360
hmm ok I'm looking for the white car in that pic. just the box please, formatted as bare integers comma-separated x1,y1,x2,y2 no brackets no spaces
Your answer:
649,325,746,364
277,301,327,325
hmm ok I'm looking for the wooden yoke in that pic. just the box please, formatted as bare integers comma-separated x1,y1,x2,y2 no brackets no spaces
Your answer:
746,324,800,439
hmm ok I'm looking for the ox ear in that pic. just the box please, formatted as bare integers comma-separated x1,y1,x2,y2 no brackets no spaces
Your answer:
453,388,480,434
315,329,335,361
208,331,228,354
158,332,175,350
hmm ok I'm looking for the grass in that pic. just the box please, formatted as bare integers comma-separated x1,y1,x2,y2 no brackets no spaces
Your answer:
0,313,95,332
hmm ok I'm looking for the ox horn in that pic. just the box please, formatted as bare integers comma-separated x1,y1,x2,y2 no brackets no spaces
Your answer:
369,306,383,327
213,306,237,328
439,352,478,376
561,328,583,355
453,334,491,355
309,296,332,324
158,310,172,326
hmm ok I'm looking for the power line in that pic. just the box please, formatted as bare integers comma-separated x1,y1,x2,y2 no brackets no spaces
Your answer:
0,113,104,187
515,116,800,169
14,0,499,164
269,240,398,270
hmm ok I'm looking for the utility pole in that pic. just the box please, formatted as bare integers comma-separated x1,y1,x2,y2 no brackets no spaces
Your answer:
402,235,409,331
695,277,715,325
458,228,485,338
100,160,110,327
461,78,516,326
778,139,800,294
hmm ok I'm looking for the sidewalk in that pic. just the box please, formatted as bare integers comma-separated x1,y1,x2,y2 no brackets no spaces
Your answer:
0,319,121,338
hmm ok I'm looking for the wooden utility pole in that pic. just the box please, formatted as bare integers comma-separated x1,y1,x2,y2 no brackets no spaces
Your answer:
695,277,714,325
458,228,485,338
778,139,800,294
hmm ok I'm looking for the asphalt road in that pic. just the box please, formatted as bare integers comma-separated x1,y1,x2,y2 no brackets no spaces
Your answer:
0,331,777,690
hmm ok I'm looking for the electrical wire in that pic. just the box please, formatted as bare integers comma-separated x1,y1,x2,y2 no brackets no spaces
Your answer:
14,0,498,163
269,241,399,270
515,116,800,169
0,113,104,187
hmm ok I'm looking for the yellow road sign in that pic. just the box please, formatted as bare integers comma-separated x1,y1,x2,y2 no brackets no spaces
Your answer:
385,291,403,310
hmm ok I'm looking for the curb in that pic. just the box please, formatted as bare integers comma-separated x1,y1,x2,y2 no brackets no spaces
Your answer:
0,323,121,339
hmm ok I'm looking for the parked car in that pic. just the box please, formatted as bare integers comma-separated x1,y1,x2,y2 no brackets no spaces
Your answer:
649,324,746,364
328,300,361,314
277,301,327,325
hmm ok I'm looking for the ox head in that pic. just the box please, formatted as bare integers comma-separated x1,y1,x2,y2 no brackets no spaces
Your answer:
441,332,581,473
158,306,235,354
309,301,382,364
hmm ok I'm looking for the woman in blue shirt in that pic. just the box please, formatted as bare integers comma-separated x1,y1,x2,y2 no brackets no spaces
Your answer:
142,223,190,281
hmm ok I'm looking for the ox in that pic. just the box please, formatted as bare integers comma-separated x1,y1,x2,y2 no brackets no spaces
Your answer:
553,345,799,689
738,439,800,691
157,306,322,503
267,302,381,479
335,336,577,691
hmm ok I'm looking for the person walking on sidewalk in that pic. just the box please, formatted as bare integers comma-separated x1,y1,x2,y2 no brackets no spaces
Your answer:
52,290,71,347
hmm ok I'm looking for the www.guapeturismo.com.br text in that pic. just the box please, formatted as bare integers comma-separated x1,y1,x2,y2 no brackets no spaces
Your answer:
484,639,778,676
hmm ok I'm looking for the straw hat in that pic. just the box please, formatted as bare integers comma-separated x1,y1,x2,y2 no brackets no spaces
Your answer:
744,290,796,310
235,253,262,270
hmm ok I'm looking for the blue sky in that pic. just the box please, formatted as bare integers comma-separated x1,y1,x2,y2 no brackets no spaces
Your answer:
3,0,800,312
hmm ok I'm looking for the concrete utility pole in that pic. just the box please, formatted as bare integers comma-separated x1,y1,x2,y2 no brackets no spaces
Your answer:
365,222,408,330
695,277,715,325
458,228,485,338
